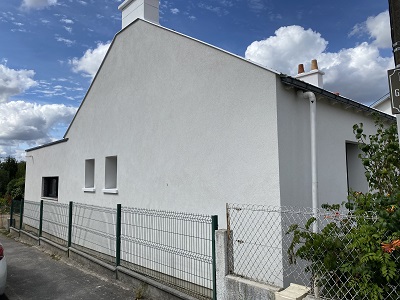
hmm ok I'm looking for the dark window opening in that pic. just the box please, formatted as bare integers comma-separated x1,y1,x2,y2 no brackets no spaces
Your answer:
42,177,59,198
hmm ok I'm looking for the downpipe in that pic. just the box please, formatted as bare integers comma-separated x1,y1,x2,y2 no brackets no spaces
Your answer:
298,90,320,297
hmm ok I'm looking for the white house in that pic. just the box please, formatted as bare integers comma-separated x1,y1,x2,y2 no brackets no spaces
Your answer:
371,96,393,115
24,0,394,229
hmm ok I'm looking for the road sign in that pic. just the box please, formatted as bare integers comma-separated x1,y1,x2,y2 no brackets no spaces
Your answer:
388,68,400,114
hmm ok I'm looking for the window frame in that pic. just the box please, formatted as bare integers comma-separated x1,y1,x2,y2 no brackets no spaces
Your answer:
103,156,118,194
83,159,96,192
41,176,59,200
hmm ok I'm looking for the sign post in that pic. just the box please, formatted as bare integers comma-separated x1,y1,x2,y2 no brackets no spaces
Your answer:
388,0,400,143
388,68,400,114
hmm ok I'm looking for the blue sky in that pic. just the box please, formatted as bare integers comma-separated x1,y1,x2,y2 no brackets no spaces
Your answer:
0,0,395,159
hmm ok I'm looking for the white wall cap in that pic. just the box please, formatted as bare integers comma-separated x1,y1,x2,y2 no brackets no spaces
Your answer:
118,0,158,11
275,283,311,300
119,0,159,27
294,69,325,89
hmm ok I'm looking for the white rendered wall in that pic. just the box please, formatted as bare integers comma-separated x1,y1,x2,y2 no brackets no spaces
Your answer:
25,20,281,229
276,85,379,208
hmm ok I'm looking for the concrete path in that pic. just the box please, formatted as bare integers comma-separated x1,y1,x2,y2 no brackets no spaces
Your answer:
0,231,134,300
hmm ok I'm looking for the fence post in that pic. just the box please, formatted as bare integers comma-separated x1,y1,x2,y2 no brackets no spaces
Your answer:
212,215,219,300
39,200,44,237
116,204,121,267
19,199,24,230
68,201,73,248
9,199,14,228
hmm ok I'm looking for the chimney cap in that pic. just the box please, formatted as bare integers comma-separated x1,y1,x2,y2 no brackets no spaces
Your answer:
311,59,319,71
298,64,305,74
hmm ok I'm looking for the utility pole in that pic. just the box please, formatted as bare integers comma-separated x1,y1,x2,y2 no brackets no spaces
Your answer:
388,0,400,138
389,0,400,67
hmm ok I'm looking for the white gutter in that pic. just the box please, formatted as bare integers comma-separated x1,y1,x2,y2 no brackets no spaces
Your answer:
298,91,318,233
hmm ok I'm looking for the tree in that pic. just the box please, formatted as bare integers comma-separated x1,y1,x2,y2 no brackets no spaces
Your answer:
0,156,18,181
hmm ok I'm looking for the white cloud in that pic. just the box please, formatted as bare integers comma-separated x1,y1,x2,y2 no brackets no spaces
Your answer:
69,42,111,78
350,11,391,49
198,3,228,16
0,101,76,141
21,0,57,10
60,18,74,24
318,43,393,101
245,25,328,74
0,100,77,158
64,26,72,33
170,8,180,14
366,11,391,49
245,12,394,104
55,35,75,46
248,0,266,13
0,64,37,102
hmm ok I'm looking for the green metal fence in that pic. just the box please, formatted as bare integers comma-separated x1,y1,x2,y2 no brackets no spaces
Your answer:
22,200,40,235
72,203,117,265
11,199,218,300
9,199,23,230
120,207,217,300
42,201,69,246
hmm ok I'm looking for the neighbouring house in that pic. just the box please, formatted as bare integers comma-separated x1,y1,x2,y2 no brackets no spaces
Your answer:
25,0,394,230
371,96,393,115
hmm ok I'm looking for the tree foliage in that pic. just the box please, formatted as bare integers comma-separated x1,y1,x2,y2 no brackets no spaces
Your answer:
287,118,400,299
0,156,25,209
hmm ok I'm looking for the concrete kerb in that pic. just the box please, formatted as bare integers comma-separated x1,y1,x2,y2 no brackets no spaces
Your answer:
14,227,288,300
117,266,199,300
19,229,39,246
68,247,117,280
9,227,20,239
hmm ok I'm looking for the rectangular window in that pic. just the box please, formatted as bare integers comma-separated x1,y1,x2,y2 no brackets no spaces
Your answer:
104,156,118,193
83,159,95,192
346,142,368,193
42,177,59,199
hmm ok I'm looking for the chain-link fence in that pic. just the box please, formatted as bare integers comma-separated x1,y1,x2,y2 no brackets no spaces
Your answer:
227,203,400,300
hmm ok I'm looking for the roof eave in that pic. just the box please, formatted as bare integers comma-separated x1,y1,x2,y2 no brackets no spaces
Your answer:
26,138,69,152
280,74,395,122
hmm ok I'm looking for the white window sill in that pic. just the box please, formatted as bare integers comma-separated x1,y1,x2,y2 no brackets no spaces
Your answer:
102,188,118,194
41,197,58,201
82,187,96,193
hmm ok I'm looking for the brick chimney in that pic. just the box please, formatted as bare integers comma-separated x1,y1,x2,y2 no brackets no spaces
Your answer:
118,0,159,29
294,59,324,88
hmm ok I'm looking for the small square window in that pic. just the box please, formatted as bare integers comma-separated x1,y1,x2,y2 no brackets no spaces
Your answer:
42,177,58,199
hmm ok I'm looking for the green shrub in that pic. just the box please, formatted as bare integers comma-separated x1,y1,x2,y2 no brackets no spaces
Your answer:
287,118,400,299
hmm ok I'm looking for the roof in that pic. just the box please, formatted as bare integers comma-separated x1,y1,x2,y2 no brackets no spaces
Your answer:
369,95,390,109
